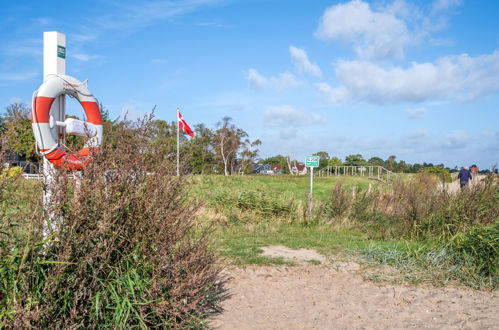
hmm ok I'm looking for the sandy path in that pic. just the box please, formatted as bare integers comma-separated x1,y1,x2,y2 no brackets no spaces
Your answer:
211,248,498,330
442,175,485,194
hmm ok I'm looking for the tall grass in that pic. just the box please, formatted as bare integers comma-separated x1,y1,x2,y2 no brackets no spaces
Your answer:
0,117,224,328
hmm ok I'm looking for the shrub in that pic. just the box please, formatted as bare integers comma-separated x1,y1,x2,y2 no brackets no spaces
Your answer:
0,117,224,328
420,166,452,183
345,173,498,240
448,222,499,277
0,166,23,179
319,183,352,221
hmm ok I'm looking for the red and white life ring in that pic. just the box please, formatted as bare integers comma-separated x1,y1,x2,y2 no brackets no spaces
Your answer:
32,74,103,171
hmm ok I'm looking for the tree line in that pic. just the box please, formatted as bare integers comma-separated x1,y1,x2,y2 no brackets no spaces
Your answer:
2,102,489,175
0,102,262,175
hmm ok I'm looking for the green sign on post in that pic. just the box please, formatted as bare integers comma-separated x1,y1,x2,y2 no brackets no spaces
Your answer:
305,155,320,167
305,155,320,219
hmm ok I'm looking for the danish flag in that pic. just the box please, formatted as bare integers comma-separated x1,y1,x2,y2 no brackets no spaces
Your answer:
177,110,194,137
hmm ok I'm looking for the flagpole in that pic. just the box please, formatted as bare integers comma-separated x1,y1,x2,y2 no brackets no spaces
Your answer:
177,107,180,176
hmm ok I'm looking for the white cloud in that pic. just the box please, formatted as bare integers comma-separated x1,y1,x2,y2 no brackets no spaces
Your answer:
83,0,225,40
289,46,322,77
321,50,499,104
72,53,102,62
315,83,351,104
0,71,38,82
264,105,326,127
245,69,301,91
315,0,410,60
441,130,470,149
432,0,462,13
406,107,427,118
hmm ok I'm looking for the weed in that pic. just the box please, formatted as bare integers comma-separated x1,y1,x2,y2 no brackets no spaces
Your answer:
0,116,224,328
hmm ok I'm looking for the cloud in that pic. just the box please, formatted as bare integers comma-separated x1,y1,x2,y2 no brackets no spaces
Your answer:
33,17,53,25
432,0,462,13
71,53,102,62
245,69,301,91
0,71,38,82
315,83,351,104
315,0,410,60
321,50,499,104
441,130,469,149
264,105,326,128
289,46,322,77
78,0,225,42
406,107,427,118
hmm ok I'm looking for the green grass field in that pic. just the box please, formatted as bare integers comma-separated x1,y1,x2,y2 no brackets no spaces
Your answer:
190,174,376,202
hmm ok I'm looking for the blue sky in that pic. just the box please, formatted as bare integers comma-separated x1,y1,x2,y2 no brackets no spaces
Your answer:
1,0,498,168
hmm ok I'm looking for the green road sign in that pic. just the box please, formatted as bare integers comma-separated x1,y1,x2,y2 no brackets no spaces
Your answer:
305,156,320,167
57,45,66,59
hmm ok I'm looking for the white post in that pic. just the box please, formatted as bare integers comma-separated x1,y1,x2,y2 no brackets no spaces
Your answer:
176,108,180,176
42,31,66,239
308,166,314,217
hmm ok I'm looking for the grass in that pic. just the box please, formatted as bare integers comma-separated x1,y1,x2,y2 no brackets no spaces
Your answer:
3,171,498,314
211,222,422,266
190,174,376,202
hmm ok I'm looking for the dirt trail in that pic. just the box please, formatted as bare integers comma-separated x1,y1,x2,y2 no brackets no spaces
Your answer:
442,175,485,194
211,246,498,330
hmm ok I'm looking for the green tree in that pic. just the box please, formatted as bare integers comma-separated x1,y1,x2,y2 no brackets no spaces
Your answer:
327,156,343,167
238,138,262,174
344,154,366,166
313,151,330,169
367,156,384,166
385,155,397,171
186,124,215,174
213,117,248,176
2,102,39,162
421,165,452,183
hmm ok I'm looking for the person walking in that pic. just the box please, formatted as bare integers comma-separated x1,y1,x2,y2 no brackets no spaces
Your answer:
457,166,472,189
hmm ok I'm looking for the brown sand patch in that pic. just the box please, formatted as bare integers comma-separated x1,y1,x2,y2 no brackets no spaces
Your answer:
260,245,328,264
211,262,498,329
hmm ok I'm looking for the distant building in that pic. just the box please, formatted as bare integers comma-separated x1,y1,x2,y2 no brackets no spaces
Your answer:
252,163,282,175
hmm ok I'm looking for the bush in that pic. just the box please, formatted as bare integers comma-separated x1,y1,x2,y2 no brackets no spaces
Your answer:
0,117,224,328
0,166,23,179
449,222,499,277
319,183,352,221
420,166,452,183
344,173,498,240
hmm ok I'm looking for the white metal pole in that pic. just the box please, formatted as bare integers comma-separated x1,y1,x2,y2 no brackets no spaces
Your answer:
177,108,180,176
310,167,314,196
308,166,314,217
42,31,66,239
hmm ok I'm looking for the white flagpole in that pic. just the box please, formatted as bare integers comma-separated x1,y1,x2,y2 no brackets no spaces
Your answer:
177,107,180,176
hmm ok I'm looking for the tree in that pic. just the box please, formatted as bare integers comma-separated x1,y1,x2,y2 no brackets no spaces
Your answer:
2,102,39,162
385,155,397,171
213,117,247,176
421,166,452,183
238,138,261,175
313,151,330,169
367,156,384,166
344,154,365,166
186,124,215,174
327,156,343,167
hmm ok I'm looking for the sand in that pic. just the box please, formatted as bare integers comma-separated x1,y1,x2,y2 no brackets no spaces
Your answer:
210,246,498,330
